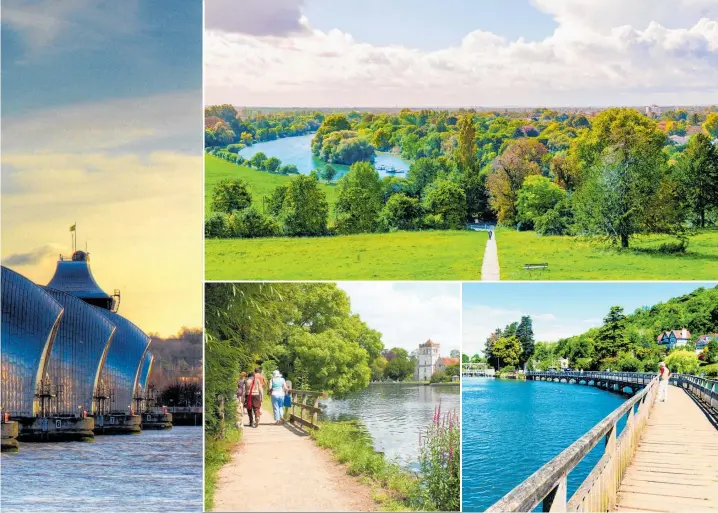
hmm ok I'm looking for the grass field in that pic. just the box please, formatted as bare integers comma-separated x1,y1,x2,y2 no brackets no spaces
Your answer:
205,154,339,216
205,230,487,280
497,228,718,280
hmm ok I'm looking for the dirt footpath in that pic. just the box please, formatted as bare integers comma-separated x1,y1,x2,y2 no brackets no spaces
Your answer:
213,407,377,512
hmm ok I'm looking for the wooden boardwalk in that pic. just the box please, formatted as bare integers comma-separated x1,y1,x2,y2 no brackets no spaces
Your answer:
212,406,375,512
616,386,718,512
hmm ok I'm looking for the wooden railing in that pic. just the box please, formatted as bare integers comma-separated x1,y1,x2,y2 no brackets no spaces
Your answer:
287,389,327,431
671,374,718,414
486,376,658,512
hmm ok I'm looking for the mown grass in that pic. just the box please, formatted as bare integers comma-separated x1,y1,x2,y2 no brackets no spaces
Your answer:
205,154,339,217
497,228,718,280
205,230,487,280
311,420,422,511
204,428,242,511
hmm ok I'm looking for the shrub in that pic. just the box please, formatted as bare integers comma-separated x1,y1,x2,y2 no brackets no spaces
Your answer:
235,155,246,166
228,207,279,238
278,164,299,175
205,213,230,238
266,156,281,172
378,193,421,231
226,143,245,154
535,198,574,235
665,350,699,374
212,179,252,214
700,363,718,377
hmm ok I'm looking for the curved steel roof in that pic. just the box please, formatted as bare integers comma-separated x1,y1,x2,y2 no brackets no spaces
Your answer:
92,309,150,414
137,352,154,397
47,257,111,300
1,266,64,417
43,287,116,416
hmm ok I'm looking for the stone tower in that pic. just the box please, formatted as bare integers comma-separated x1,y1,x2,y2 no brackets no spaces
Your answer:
414,339,440,381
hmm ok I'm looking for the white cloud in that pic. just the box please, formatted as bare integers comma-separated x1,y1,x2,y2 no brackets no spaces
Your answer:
205,1,718,106
2,0,140,55
338,282,461,355
205,0,307,36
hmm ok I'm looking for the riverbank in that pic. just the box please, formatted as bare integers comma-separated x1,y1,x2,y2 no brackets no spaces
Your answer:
205,428,242,511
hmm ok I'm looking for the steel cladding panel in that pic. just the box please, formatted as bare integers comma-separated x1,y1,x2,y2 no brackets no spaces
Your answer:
137,352,154,397
47,260,111,300
1,266,64,417
43,288,116,416
93,309,150,414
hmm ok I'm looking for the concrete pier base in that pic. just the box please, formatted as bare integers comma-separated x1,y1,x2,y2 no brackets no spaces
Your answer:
16,416,94,442
2,421,20,452
93,413,141,435
141,411,172,430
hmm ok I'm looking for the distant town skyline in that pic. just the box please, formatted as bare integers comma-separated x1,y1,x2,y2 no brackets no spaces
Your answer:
205,0,718,107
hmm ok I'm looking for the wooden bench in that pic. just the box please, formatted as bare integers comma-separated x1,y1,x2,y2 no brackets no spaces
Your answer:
524,263,548,271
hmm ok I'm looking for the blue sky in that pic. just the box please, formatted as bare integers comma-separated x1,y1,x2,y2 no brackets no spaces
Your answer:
1,1,202,116
1,1,203,335
302,0,557,50
462,282,717,356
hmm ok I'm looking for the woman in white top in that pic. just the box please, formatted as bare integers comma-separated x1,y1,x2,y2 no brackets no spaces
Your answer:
269,370,288,424
657,361,670,402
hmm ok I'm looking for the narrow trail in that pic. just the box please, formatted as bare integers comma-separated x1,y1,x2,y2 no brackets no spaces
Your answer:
616,387,718,512
481,230,500,281
213,407,376,512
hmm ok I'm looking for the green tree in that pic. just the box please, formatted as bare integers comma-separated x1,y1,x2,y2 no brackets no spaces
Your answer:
384,351,415,381
422,179,467,229
276,175,329,236
707,339,718,364
371,355,388,381
594,306,629,366
265,156,281,172
249,152,268,169
456,114,477,172
492,336,522,367
703,112,718,138
336,162,383,234
319,164,337,183
572,108,669,248
515,175,567,228
379,193,421,231
289,329,371,397
228,207,278,238
517,316,535,366
212,179,252,214
677,133,718,228
665,350,699,374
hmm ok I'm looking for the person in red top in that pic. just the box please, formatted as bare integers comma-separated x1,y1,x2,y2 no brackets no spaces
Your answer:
657,361,670,402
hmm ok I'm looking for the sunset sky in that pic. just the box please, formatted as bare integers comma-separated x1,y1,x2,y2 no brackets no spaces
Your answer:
205,0,718,107
1,1,203,336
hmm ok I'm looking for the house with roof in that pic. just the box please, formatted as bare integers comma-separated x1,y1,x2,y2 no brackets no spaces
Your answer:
696,334,717,354
657,329,691,350
413,339,459,381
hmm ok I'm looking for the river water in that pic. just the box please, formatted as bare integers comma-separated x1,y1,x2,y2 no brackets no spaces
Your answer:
462,378,627,512
320,383,460,471
0,427,202,512
238,134,411,178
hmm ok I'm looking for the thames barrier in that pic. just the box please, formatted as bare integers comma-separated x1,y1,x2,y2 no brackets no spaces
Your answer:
1,250,172,451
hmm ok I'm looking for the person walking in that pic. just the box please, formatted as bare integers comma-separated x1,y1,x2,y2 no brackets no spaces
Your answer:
245,372,264,428
657,361,671,402
236,371,247,426
488,230,493,240
269,370,288,424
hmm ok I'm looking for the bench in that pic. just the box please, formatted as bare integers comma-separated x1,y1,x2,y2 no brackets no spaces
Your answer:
524,263,548,271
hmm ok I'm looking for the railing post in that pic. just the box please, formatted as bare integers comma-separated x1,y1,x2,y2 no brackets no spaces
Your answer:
543,475,567,512
312,395,319,428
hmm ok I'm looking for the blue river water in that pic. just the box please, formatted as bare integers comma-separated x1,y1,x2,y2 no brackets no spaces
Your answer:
462,378,627,512
321,383,460,472
0,427,202,512
238,133,411,178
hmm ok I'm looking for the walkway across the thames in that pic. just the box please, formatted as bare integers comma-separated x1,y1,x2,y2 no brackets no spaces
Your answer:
615,386,718,512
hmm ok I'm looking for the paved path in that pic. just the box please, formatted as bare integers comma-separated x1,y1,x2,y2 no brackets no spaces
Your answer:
481,230,500,281
213,407,376,512
615,386,718,512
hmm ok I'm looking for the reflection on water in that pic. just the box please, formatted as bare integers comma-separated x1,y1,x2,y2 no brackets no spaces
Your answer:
238,134,411,177
0,427,202,513
321,383,460,471
462,378,627,512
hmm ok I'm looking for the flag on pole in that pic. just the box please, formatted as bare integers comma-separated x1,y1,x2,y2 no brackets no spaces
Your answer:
70,223,76,232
